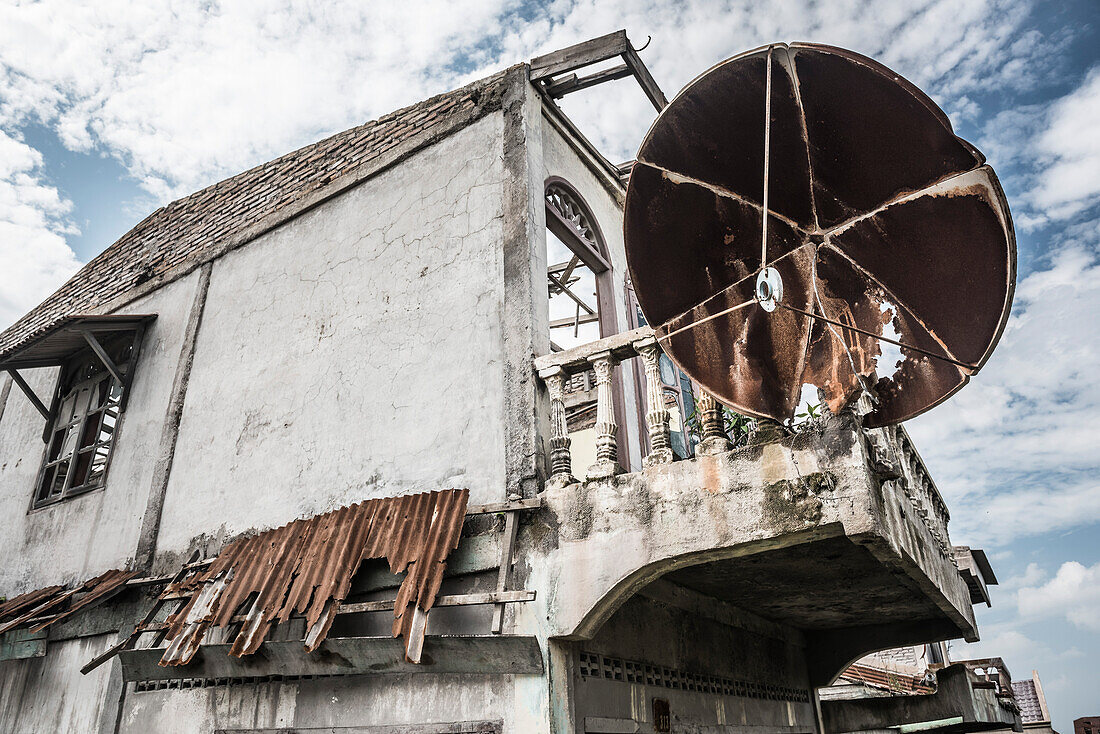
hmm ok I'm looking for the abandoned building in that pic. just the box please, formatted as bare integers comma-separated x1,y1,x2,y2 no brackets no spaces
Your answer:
0,32,1021,734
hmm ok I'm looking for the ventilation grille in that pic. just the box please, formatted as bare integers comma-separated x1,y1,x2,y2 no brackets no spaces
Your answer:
578,652,810,703
133,673,346,692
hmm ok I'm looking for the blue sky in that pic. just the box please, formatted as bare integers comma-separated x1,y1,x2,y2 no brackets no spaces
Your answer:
0,0,1097,727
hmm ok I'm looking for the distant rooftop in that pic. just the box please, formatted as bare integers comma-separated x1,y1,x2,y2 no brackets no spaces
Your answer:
1012,679,1047,723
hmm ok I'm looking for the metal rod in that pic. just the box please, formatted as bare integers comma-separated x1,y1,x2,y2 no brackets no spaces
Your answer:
760,47,773,271
6,369,49,420
774,302,977,371
656,299,759,341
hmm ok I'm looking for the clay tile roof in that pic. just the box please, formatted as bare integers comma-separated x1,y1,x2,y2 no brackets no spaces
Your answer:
0,71,506,356
1011,680,1045,722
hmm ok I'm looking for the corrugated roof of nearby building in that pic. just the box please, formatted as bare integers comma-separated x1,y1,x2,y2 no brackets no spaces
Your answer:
0,71,506,357
838,662,935,694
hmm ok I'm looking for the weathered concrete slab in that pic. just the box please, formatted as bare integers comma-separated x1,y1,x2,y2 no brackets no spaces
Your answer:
119,635,545,682
522,413,975,687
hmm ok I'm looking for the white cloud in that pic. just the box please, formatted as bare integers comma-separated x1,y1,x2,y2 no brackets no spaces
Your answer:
956,623,1044,661
1017,561,1100,631
0,0,1059,333
0,130,81,327
529,0,1052,163
0,0,1053,197
0,0,524,200
1031,66,1100,219
907,238,1100,546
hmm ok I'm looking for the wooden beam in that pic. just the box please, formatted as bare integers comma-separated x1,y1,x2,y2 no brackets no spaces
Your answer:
530,30,629,81
545,64,632,98
339,590,535,615
134,591,537,633
465,497,542,515
623,44,668,111
5,369,49,420
547,271,597,316
491,511,520,634
550,312,600,329
77,329,124,384
119,635,545,681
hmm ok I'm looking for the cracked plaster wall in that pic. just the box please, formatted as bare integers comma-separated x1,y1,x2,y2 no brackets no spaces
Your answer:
154,114,509,560
0,271,202,594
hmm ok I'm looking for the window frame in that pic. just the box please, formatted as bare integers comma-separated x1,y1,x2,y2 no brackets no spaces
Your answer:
544,176,633,470
28,329,143,511
544,177,620,344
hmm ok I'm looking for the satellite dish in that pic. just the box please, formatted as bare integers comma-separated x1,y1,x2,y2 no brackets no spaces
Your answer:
624,42,1015,427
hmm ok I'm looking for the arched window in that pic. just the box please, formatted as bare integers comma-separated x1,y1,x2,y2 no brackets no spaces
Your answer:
545,177,631,472
544,178,617,349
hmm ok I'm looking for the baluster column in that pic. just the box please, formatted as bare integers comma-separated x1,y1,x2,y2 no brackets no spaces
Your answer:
538,366,576,487
633,337,673,467
695,390,733,455
586,351,623,479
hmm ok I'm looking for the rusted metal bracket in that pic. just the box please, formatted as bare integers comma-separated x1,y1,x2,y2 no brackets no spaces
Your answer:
5,369,49,421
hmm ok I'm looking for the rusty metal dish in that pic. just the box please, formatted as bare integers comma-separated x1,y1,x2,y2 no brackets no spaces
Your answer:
625,43,1015,427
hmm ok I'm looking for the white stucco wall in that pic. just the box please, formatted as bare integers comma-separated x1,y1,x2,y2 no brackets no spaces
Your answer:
0,271,201,593
0,634,117,733
153,114,508,558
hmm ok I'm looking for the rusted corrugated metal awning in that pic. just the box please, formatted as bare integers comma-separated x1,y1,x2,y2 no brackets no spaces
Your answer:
0,569,137,635
839,663,934,694
158,488,469,666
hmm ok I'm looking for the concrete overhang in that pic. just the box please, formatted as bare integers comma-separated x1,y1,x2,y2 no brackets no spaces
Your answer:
530,413,977,686
954,547,999,607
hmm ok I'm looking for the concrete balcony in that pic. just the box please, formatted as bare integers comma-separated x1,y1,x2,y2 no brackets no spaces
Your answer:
530,330,977,688
821,663,1022,733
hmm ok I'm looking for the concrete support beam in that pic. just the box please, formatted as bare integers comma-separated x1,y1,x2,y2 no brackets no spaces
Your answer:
134,263,213,571
501,65,549,499
119,635,544,682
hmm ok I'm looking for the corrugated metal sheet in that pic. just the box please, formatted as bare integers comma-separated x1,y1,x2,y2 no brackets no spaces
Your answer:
839,663,934,694
159,488,469,666
0,569,136,635
0,585,66,621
